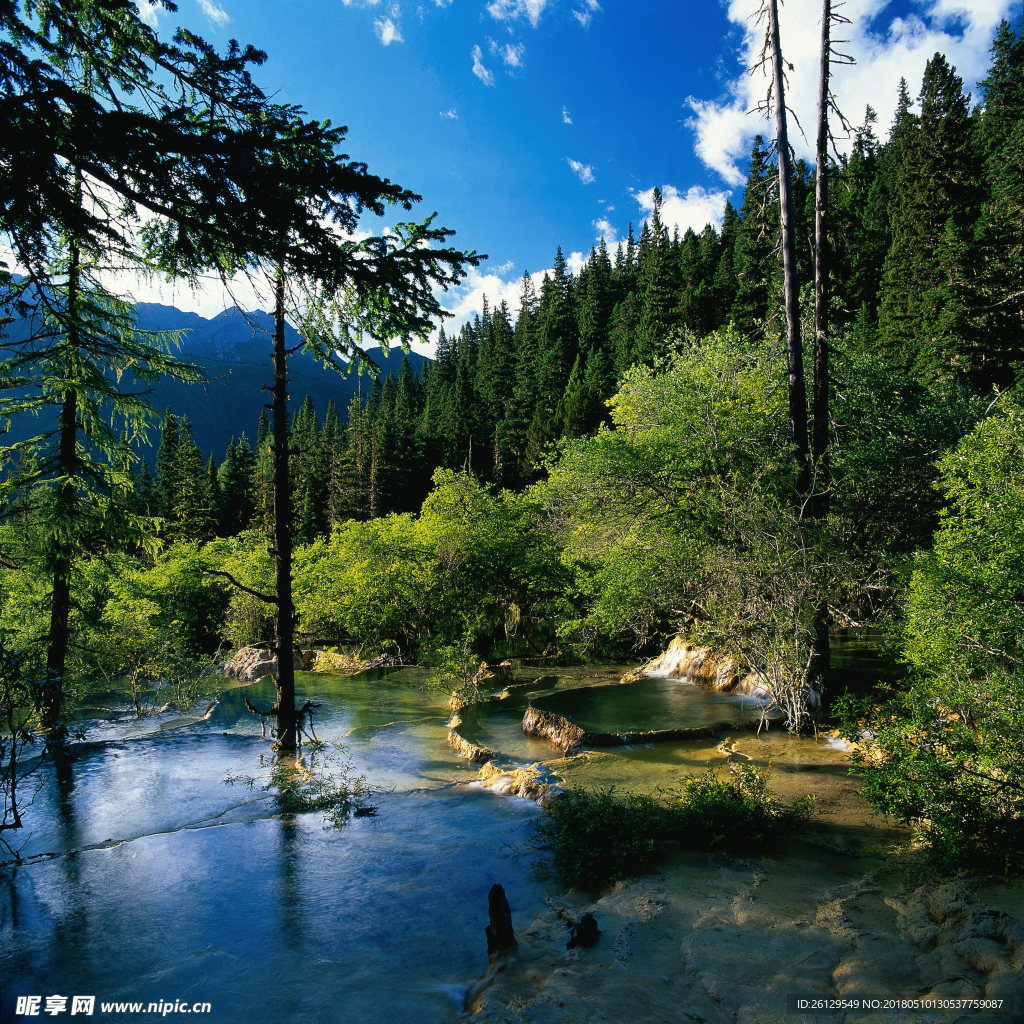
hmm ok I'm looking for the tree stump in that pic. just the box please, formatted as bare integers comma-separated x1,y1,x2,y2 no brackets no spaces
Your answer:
485,883,517,955
566,912,599,949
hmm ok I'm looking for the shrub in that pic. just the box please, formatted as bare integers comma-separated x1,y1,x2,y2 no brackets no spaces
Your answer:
668,762,816,850
838,689,1024,875
531,765,815,890
531,787,665,890
838,397,1024,875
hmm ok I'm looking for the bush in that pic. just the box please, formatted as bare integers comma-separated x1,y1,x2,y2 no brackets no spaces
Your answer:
669,762,816,850
532,765,815,890
531,787,665,890
838,689,1024,875
838,397,1024,875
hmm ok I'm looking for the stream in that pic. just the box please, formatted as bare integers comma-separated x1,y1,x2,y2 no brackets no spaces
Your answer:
2,649,1021,1024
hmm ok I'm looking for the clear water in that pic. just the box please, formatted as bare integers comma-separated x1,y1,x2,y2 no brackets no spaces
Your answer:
1,659,879,1023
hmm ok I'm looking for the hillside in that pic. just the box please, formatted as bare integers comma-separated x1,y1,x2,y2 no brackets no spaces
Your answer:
1,301,428,465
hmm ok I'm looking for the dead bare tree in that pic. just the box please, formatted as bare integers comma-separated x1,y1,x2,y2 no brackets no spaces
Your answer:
812,0,854,516
752,0,810,502
748,0,855,710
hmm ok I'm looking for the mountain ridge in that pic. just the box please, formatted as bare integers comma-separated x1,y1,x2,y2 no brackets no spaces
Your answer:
1,299,428,466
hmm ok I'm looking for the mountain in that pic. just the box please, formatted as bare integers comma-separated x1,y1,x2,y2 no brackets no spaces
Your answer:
1,300,428,466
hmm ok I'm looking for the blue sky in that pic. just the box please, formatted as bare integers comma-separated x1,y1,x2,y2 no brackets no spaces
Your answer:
134,0,1019,350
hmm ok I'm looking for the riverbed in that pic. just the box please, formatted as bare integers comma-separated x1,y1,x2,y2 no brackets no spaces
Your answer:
2,663,1022,1024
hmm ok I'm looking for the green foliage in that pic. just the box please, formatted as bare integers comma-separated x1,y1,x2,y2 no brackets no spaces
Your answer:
904,397,1024,678
293,515,427,656
840,397,1024,874
0,642,55,861
839,689,1024,875
532,765,815,890
286,469,567,659
423,626,481,704
531,787,665,890
668,762,816,850
212,532,276,650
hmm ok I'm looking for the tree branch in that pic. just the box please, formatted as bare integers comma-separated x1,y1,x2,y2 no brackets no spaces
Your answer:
202,568,277,603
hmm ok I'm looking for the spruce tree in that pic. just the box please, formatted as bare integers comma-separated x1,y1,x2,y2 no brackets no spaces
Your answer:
972,21,1024,388
152,408,180,520
732,136,779,333
535,248,577,427
635,188,680,362
168,418,212,542
217,436,257,536
878,54,980,379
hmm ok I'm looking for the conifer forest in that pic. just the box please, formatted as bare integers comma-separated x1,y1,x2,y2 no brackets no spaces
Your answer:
2,4,1024,1006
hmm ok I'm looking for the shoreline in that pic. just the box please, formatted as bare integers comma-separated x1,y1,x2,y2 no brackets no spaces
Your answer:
469,843,1024,1024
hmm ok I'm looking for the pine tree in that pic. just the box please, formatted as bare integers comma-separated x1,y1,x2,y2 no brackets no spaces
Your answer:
152,408,180,520
838,107,889,325
168,418,212,542
971,20,1024,388
217,435,257,535
535,248,577,426
477,300,517,429
254,409,274,535
502,272,541,486
879,54,981,378
207,453,222,532
336,386,369,523
732,136,779,334
635,188,680,362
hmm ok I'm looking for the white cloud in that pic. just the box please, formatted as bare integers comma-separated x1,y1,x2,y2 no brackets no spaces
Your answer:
573,0,600,28
562,106,573,124
593,218,619,245
196,0,230,26
686,0,1017,184
486,0,548,29
440,108,459,119
567,158,595,184
471,44,495,86
685,96,752,188
374,17,403,45
137,2,161,28
498,41,526,67
635,184,732,235
566,251,586,274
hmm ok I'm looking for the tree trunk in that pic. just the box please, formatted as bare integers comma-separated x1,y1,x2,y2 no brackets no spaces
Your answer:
767,0,810,502
43,232,80,736
271,267,298,750
812,0,831,515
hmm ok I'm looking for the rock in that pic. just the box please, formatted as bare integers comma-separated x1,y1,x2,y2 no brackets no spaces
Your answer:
485,884,518,956
522,704,741,754
566,913,600,950
223,646,318,681
448,728,499,763
618,664,648,684
643,637,745,690
224,646,278,682
478,761,562,804
474,659,514,688
363,651,402,669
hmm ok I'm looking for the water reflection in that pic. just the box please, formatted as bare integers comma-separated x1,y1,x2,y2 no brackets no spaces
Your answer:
1,659,887,1022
